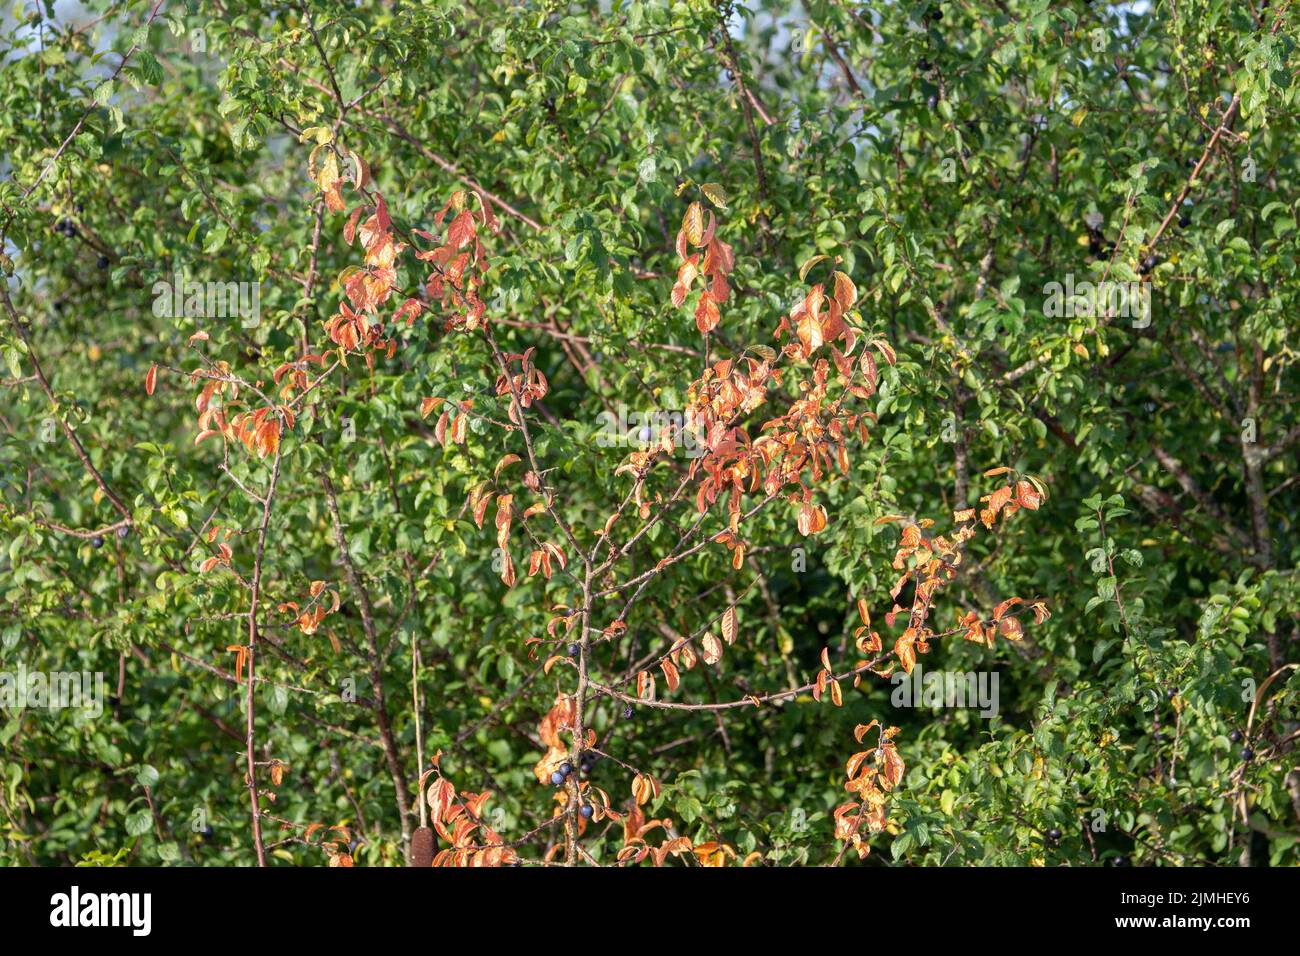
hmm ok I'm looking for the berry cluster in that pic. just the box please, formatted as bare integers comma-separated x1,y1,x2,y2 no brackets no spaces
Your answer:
91,526,130,549
548,751,602,820
53,217,111,268
1227,729,1253,760
549,749,602,786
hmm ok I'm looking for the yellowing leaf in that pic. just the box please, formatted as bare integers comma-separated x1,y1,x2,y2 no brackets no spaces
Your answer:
853,720,880,743
799,254,830,282
832,270,857,310
879,743,905,791
700,182,727,208
632,773,659,806
701,633,723,665
299,125,334,145
684,202,704,245
721,606,737,645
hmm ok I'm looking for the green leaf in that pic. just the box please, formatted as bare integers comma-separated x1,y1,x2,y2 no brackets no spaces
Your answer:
125,810,153,837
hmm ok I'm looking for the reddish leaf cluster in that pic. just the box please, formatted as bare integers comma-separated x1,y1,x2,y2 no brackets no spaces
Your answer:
413,189,499,333
188,363,295,458
670,200,734,334
834,721,904,860
422,753,517,867
494,346,550,423
277,580,341,636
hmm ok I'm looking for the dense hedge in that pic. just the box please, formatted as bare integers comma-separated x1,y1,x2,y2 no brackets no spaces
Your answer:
1,0,1297,867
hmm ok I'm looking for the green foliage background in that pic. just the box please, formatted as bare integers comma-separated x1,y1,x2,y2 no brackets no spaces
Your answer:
1,0,1297,866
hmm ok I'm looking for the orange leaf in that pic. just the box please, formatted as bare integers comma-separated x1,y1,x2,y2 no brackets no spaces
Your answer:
853,720,880,743
660,658,680,692
694,290,720,334
878,743,905,791
683,202,704,246
992,597,1021,621
632,773,660,806
832,270,857,311
1015,479,1042,510
895,629,918,674
721,607,737,645
701,633,723,665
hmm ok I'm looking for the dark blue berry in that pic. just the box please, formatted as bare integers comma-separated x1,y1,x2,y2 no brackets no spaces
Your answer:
97,255,110,269
550,771,565,786
117,525,129,538
1241,748,1254,761
560,762,572,776
567,643,579,656
92,536,104,548
1229,729,1242,743
579,805,593,819
622,705,634,720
